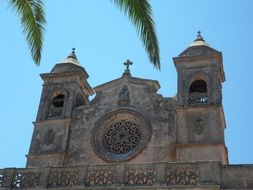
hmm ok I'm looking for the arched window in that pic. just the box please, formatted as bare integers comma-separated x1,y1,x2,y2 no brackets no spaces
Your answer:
52,95,65,107
47,94,65,119
189,80,208,105
190,80,207,93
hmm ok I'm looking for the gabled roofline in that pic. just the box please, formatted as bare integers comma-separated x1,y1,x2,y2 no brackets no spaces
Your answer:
94,76,160,93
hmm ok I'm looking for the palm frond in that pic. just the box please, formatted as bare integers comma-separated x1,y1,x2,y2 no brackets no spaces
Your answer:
112,0,160,69
9,0,46,65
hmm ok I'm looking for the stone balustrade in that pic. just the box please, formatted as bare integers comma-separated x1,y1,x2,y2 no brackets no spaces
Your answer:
0,161,252,189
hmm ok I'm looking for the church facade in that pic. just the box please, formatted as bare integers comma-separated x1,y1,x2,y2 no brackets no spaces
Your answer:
0,33,252,189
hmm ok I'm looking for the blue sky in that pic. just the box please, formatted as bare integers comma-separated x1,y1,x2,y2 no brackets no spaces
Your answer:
0,0,253,168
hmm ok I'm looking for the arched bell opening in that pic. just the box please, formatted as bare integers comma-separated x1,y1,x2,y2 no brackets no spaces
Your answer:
189,79,208,105
46,94,65,119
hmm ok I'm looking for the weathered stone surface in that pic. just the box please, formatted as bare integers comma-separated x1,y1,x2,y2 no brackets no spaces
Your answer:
26,36,228,167
2,36,252,189
222,165,253,189
1,162,253,189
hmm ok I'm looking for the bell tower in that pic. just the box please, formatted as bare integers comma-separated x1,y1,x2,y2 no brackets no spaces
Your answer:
174,31,225,107
26,49,94,167
173,32,228,164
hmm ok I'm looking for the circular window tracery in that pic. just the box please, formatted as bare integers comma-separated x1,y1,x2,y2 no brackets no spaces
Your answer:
93,108,151,161
103,119,141,154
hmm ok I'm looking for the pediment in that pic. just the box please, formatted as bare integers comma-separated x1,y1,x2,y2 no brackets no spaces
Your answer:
94,76,160,93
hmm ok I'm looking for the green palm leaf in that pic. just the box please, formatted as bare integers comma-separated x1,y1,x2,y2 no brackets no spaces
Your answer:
9,0,46,65
113,0,160,69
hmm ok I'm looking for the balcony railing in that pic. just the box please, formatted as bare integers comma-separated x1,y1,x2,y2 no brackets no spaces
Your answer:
46,106,63,119
189,92,208,105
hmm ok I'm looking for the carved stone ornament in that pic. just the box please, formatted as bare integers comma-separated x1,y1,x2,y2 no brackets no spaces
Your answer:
86,169,117,186
0,170,15,187
0,170,5,187
12,171,41,189
0,173,4,187
44,129,55,145
125,168,156,186
93,108,151,161
195,116,205,135
47,169,79,188
166,167,198,185
118,85,130,106
104,119,141,154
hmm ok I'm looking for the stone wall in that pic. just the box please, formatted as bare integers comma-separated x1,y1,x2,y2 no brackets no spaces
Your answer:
221,165,253,189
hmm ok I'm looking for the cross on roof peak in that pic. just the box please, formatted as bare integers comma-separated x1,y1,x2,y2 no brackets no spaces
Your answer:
124,59,133,69
123,59,133,77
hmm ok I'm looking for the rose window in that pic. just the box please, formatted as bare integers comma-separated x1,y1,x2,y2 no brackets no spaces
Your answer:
93,108,151,161
103,120,141,154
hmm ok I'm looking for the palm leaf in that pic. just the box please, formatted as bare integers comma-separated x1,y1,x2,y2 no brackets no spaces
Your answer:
9,0,46,65
112,0,160,69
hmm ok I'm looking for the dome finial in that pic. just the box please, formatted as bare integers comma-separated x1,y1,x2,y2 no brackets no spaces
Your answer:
194,31,205,42
67,47,77,60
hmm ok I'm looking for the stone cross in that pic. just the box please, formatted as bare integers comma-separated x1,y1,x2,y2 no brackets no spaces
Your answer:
123,59,133,76
124,59,133,70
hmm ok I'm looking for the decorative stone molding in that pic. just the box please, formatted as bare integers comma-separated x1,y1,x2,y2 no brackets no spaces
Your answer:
43,129,55,145
12,171,41,189
1,162,251,189
47,168,79,188
0,172,4,187
166,167,198,185
195,116,205,135
86,169,117,186
125,167,156,186
0,169,15,188
118,85,130,106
